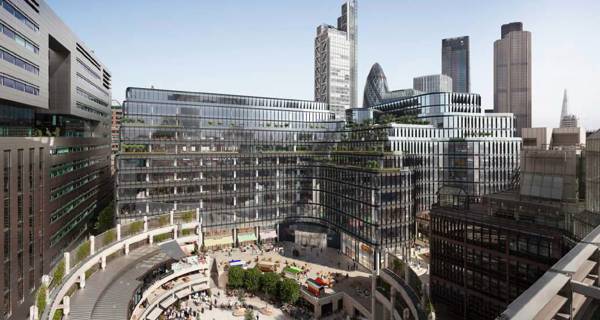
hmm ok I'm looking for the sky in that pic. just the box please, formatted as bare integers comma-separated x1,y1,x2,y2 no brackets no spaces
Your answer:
48,0,600,130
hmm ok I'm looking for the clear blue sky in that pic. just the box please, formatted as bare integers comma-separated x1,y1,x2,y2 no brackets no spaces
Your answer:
48,0,600,130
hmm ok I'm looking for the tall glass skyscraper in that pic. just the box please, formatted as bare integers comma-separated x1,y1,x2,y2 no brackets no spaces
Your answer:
494,22,532,137
442,36,470,93
315,0,357,119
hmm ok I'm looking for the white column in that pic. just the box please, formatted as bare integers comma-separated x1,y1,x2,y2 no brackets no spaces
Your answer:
173,225,178,240
170,211,174,225
29,306,37,320
79,273,86,289
143,216,148,232
196,208,200,222
64,252,70,275
100,255,106,270
149,234,154,245
116,224,122,241
63,296,70,315
89,235,95,255
125,242,130,255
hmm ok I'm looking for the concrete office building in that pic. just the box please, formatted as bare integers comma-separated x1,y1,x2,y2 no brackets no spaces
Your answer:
522,127,586,150
587,131,600,213
413,74,453,93
315,0,357,118
494,22,532,137
0,0,112,318
442,36,470,93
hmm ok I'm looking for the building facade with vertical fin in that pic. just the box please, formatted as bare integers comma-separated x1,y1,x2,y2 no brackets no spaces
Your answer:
494,22,532,137
0,0,112,318
314,0,357,119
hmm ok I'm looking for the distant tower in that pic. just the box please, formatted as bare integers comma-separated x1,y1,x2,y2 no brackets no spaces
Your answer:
494,22,532,137
559,89,579,128
315,0,357,119
442,36,470,93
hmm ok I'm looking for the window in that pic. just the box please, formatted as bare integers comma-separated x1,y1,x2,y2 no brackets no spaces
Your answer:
0,0,38,32
0,47,38,74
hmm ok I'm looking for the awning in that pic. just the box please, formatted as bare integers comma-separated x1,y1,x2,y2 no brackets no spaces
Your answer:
159,240,187,260
260,230,277,240
238,233,257,243
204,236,233,247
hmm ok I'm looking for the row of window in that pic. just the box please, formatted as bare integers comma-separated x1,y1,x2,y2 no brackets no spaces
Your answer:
76,58,101,80
50,186,99,223
50,170,100,200
50,144,109,155
0,72,38,95
76,72,108,97
0,20,38,53
50,202,96,246
0,0,38,32
76,87,108,107
0,46,38,74
76,101,107,118
50,157,102,178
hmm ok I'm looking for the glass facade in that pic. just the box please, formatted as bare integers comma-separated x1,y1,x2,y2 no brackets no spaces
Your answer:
117,88,414,267
314,1,357,118
587,132,600,213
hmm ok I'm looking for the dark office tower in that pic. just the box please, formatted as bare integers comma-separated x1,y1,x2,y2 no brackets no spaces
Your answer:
0,0,112,318
442,36,470,93
494,22,532,137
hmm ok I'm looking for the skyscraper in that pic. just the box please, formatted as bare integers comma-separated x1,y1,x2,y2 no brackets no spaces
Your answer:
442,36,470,93
315,0,357,119
494,22,532,137
560,89,579,128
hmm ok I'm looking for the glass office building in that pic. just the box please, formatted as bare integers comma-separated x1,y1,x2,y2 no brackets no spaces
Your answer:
117,81,520,269
117,88,414,269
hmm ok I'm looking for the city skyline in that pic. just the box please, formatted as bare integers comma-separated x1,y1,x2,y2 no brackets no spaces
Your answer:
47,0,600,130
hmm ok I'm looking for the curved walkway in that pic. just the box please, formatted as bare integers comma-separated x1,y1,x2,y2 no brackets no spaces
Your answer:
66,246,170,320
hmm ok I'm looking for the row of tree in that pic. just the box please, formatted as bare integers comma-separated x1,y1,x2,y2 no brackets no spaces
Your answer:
228,266,300,304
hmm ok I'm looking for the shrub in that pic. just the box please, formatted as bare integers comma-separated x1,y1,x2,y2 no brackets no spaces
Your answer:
36,284,47,318
181,229,195,236
158,215,169,226
53,309,64,320
129,221,144,234
154,233,172,243
76,240,91,262
53,261,65,286
181,211,195,222
103,229,116,245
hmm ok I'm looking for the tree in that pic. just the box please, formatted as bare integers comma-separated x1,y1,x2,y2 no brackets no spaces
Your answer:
260,272,281,297
244,267,262,293
278,278,300,304
94,202,114,234
228,266,245,289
